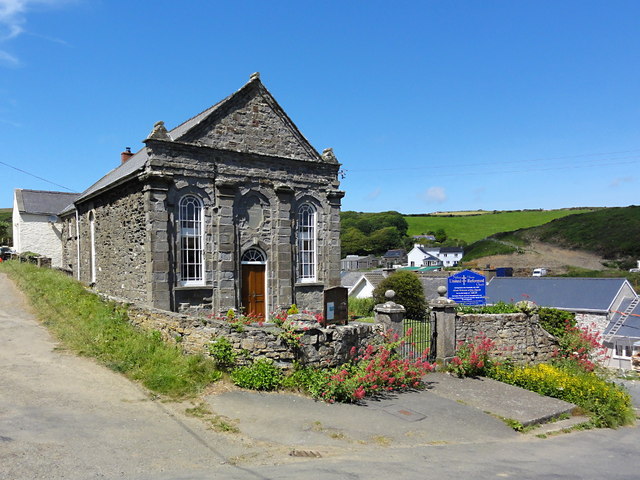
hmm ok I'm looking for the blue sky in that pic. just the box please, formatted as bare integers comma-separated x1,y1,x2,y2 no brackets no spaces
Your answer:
1,0,638,214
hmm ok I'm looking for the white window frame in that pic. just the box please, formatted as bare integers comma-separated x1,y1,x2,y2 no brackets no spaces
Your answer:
178,195,204,286
297,203,317,283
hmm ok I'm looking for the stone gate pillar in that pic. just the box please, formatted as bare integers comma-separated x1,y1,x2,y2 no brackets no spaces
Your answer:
429,286,458,365
374,290,405,339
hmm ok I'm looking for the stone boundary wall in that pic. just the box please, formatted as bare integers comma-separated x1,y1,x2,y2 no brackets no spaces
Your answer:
101,294,380,368
456,313,559,364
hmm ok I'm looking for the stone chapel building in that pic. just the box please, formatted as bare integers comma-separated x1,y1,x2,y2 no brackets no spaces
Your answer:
60,73,344,317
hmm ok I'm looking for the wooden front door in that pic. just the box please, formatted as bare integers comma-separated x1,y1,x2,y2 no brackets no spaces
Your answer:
241,264,265,319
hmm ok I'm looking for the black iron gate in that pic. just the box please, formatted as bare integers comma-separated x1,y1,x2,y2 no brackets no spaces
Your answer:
400,316,436,362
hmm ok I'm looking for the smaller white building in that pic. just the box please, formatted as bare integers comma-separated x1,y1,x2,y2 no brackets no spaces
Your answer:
407,244,463,268
13,189,78,268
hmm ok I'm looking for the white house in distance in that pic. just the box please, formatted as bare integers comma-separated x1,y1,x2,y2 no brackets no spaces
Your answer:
13,189,78,268
407,244,463,268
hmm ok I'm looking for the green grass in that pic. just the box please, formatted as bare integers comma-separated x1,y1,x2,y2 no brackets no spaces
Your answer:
529,206,640,259
461,239,521,261
1,261,220,398
405,208,595,244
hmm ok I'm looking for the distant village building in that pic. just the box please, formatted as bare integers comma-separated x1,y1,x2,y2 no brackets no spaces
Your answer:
382,249,407,268
59,74,343,317
12,189,79,268
340,254,379,271
407,244,463,268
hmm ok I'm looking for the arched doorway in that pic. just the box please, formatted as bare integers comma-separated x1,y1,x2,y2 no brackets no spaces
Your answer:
241,248,266,319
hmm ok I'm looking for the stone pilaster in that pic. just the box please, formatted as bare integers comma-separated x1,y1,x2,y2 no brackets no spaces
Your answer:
214,182,238,314
326,190,344,287
143,174,172,311
275,184,295,308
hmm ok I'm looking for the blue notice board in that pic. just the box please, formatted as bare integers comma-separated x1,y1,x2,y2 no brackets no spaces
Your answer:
447,270,486,306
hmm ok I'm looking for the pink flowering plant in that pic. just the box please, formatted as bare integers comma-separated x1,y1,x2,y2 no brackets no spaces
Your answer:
291,330,434,403
448,333,496,377
552,320,606,372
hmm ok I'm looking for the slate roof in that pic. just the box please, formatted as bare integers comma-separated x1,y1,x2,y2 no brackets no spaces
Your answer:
383,249,406,259
340,271,363,288
62,74,328,213
15,189,79,216
486,277,633,312
605,298,640,338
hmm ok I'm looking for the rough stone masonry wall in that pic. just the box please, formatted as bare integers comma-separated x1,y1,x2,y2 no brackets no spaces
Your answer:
456,313,559,364
118,299,380,368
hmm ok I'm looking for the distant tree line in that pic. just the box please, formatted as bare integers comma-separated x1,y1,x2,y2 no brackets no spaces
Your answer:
340,211,411,257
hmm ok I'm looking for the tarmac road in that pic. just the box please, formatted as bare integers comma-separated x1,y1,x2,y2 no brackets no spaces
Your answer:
1,271,639,479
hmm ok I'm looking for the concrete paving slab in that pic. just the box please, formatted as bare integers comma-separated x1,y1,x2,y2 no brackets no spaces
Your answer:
424,372,577,426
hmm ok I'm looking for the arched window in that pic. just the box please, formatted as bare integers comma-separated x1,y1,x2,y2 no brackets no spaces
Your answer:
178,195,203,285
297,203,316,282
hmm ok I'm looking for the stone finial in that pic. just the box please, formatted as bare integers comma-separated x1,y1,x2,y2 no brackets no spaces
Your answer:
321,147,338,164
385,289,396,300
250,72,260,81
146,121,171,141
432,285,455,305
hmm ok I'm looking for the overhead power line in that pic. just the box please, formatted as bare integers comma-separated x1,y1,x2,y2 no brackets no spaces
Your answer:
0,160,74,192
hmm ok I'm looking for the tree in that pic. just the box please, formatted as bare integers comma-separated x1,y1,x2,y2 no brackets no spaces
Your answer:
341,227,370,256
373,270,427,320
434,228,447,243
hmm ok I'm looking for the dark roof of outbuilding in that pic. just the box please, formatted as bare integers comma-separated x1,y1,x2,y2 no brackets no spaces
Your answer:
486,277,634,312
15,189,79,216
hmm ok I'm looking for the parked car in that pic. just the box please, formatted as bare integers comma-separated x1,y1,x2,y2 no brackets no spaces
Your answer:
0,246,14,260
532,268,548,277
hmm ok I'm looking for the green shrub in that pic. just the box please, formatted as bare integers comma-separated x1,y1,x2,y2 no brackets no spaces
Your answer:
348,297,375,317
488,363,635,428
456,301,520,314
538,307,576,337
230,358,283,391
373,270,426,320
208,337,238,370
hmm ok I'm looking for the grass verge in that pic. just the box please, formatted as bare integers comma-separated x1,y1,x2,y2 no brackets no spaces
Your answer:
0,261,220,399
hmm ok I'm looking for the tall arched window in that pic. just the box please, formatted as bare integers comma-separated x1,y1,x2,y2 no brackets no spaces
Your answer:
178,195,203,285
297,203,316,282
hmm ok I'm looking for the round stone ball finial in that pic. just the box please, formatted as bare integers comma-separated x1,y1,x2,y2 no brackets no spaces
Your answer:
385,289,396,300
437,285,447,297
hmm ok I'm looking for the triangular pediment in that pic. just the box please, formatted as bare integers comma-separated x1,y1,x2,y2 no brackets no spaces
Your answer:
170,76,325,162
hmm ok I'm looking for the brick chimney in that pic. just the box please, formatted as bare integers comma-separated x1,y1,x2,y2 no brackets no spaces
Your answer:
121,147,134,164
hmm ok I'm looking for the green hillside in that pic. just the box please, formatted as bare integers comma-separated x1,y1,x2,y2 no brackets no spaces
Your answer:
405,208,596,244
462,206,640,266
527,206,640,260
0,208,11,223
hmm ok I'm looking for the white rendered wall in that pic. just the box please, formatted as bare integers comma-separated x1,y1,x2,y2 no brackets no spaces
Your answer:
14,212,64,268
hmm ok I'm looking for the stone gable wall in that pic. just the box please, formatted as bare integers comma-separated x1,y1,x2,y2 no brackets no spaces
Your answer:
178,84,317,161
456,313,558,364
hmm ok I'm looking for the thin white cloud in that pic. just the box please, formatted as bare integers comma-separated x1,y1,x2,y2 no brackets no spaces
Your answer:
0,48,18,66
0,0,74,65
366,187,381,200
422,186,447,204
609,176,634,188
